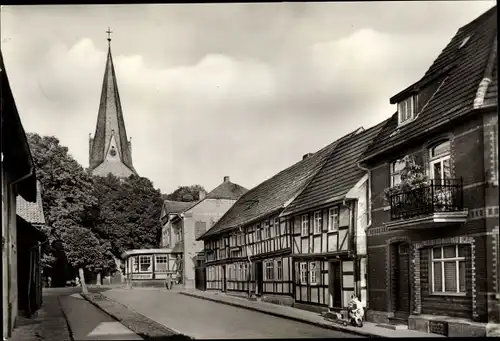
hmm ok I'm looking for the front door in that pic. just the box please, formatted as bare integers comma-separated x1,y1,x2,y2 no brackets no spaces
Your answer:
394,242,411,315
221,265,226,292
255,262,263,296
328,261,342,309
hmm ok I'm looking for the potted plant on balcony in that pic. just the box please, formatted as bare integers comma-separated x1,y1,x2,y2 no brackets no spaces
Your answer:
383,156,430,213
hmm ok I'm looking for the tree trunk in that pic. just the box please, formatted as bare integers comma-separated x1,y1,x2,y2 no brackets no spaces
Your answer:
96,272,101,287
78,268,88,294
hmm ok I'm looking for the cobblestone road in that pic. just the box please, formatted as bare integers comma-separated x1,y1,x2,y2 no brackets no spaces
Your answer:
104,289,362,339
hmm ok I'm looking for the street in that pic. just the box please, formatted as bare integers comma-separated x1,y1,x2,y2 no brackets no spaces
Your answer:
103,289,362,339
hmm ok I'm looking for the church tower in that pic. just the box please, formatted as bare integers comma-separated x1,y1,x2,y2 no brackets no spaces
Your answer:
89,28,137,178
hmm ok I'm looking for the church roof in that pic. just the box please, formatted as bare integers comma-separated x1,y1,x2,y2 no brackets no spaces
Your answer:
89,38,136,175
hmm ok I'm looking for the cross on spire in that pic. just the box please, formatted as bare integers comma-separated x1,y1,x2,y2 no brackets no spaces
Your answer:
106,27,113,43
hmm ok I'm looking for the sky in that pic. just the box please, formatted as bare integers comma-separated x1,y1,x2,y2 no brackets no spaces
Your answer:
1,1,496,194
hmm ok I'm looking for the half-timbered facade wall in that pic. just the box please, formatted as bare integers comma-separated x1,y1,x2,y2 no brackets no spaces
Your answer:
290,200,364,310
203,214,293,297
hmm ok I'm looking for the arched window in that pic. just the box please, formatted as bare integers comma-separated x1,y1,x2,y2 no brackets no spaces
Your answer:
429,140,451,180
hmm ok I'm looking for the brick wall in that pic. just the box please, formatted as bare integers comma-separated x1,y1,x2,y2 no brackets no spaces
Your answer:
366,113,495,323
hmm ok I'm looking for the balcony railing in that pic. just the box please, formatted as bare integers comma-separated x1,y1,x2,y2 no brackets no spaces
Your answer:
389,178,464,220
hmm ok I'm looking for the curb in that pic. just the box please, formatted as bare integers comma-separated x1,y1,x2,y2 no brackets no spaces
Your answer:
179,292,381,338
57,296,75,341
81,292,193,340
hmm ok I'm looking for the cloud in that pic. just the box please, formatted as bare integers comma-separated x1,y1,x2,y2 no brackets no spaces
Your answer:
1,2,495,193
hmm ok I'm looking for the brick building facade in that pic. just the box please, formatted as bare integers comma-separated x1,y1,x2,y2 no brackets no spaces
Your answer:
359,6,498,336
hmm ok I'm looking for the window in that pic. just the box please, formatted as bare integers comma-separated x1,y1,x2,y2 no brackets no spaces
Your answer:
431,245,466,294
264,220,273,239
279,218,286,235
276,260,283,280
398,96,416,125
390,159,406,187
264,261,274,281
310,262,319,285
430,140,451,182
132,257,139,272
300,262,308,284
256,225,261,241
268,220,274,238
313,211,322,234
275,218,280,236
139,256,152,272
328,207,339,232
155,255,168,272
301,215,309,236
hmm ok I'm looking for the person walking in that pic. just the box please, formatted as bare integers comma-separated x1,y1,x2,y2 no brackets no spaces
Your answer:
165,273,172,290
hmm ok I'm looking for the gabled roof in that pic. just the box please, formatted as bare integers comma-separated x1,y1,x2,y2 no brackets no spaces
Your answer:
163,200,196,215
16,181,46,225
205,180,248,200
282,119,388,216
0,50,37,202
362,6,497,162
198,129,360,239
89,42,136,175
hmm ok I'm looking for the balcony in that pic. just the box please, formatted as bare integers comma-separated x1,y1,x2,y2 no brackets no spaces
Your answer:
388,178,468,229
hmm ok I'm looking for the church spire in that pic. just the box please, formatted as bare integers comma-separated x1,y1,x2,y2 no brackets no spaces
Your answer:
88,29,137,177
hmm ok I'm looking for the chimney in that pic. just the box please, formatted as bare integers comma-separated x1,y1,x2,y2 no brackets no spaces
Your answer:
199,190,206,201
303,153,313,160
224,176,230,183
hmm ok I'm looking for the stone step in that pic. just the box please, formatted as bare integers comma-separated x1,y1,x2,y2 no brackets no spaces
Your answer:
389,316,409,326
376,323,409,330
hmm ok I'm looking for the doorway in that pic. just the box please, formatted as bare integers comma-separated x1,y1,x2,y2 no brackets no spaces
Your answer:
221,265,226,292
393,242,411,315
255,262,263,296
328,261,342,309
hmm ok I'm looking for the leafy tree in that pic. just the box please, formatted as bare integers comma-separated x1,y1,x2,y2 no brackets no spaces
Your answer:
87,239,116,286
91,174,164,258
27,133,97,280
61,226,102,293
163,185,206,202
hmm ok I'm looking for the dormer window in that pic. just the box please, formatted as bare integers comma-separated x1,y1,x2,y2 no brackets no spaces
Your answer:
398,96,417,125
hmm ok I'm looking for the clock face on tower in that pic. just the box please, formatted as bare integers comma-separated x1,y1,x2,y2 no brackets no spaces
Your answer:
110,147,117,157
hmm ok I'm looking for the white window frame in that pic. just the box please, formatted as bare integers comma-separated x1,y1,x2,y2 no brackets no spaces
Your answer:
138,255,152,273
310,262,319,285
264,261,274,281
313,211,322,234
155,255,168,272
390,159,406,187
328,207,339,232
275,218,281,236
264,221,271,239
431,245,466,294
429,140,451,181
276,259,283,281
256,225,262,241
301,215,309,236
300,262,308,284
269,219,275,238
132,256,139,273
398,95,416,125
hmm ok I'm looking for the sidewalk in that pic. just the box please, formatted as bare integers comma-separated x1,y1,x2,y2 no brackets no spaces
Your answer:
9,293,71,341
179,289,443,338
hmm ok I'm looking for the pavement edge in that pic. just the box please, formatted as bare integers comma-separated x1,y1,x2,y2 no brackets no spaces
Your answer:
179,292,381,338
57,295,75,341
81,292,193,340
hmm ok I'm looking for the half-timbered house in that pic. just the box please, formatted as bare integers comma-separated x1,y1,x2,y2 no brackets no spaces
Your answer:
280,121,387,313
198,129,360,304
359,6,498,336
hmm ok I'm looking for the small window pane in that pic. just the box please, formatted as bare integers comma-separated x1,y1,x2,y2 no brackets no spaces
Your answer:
459,261,466,292
444,261,457,292
433,162,442,180
433,262,442,292
443,245,456,258
458,245,466,257
433,247,442,259
432,141,451,157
